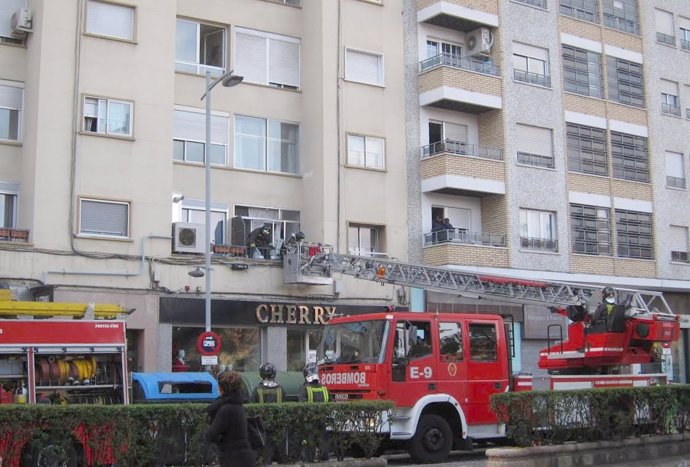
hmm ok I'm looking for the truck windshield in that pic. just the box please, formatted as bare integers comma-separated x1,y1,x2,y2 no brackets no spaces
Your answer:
317,320,389,364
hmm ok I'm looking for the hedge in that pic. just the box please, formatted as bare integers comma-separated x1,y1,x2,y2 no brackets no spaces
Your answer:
0,400,393,466
491,384,690,447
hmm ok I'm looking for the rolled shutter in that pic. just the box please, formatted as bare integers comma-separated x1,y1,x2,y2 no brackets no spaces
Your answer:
174,109,227,144
670,226,688,253
86,1,133,40
513,42,548,61
654,9,674,36
665,152,684,176
660,79,678,96
236,31,267,84
0,84,22,110
81,200,129,237
516,124,552,156
269,38,299,88
346,49,382,85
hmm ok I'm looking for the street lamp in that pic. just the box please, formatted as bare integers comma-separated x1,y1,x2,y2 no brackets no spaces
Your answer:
194,69,243,332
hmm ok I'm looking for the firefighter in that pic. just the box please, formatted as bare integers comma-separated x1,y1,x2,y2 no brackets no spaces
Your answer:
251,362,285,465
248,224,273,259
298,363,330,462
590,286,618,333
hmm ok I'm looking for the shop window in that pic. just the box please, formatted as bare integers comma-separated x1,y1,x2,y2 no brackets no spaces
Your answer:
287,329,323,371
172,326,260,372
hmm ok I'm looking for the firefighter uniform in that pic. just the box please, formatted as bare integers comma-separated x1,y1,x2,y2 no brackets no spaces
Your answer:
299,364,330,462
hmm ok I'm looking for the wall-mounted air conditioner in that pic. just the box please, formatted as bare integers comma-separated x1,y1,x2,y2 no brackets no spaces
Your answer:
172,222,206,254
464,27,493,57
11,9,33,37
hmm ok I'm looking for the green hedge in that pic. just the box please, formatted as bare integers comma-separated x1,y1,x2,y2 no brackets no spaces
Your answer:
0,401,392,466
491,385,690,447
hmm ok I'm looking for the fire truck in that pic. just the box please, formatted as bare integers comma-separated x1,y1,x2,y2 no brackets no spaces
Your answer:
283,243,680,463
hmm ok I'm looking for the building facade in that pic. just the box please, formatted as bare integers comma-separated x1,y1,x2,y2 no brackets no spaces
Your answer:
1,0,690,382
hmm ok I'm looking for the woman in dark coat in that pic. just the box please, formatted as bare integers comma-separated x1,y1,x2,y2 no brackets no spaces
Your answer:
205,371,257,467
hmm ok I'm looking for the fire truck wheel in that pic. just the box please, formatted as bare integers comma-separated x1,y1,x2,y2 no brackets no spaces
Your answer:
407,414,452,464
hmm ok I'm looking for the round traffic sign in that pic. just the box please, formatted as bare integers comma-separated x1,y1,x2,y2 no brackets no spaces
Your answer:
197,331,222,356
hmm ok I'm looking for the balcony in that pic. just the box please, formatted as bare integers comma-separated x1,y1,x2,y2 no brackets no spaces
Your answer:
0,228,30,243
514,0,546,8
520,236,558,252
423,229,509,268
662,103,682,117
682,39,690,51
513,69,551,88
666,176,686,189
656,32,675,47
672,251,689,263
417,0,499,31
424,228,505,247
421,139,502,161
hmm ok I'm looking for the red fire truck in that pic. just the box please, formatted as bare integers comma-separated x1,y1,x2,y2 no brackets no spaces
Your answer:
283,244,680,463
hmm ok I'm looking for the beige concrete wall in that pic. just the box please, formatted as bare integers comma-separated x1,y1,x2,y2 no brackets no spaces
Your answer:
423,243,509,267
420,154,505,181
419,67,502,96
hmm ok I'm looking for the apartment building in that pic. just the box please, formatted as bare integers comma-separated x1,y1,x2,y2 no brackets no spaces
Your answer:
409,0,690,380
0,0,409,373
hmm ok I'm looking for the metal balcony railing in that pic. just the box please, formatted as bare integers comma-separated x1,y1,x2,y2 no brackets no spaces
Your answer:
421,139,504,161
424,229,506,247
672,251,689,263
662,103,682,116
657,32,675,46
514,69,551,87
520,236,558,252
514,0,547,8
419,52,500,77
680,39,690,51
666,176,686,189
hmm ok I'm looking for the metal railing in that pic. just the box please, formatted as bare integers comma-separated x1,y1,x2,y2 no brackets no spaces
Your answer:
514,0,546,8
666,176,686,189
520,237,558,252
514,69,551,87
421,139,503,161
419,52,500,76
424,229,506,247
662,103,682,116
672,251,689,263
517,151,554,169
682,39,690,51
657,32,675,46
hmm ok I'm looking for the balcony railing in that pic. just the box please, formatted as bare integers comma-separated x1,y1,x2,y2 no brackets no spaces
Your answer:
666,176,686,189
657,32,676,46
672,251,689,263
662,103,682,116
0,228,30,242
514,69,551,87
517,151,554,169
681,39,690,51
514,0,547,8
520,236,558,252
424,228,506,247
419,52,500,77
421,139,504,161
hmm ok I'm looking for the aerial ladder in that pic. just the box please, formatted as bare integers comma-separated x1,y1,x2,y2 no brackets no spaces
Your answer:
0,289,133,319
284,242,679,374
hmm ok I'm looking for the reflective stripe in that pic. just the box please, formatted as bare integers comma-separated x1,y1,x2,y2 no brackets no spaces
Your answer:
306,385,329,403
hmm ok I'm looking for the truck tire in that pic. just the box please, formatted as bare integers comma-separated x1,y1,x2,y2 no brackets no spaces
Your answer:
407,414,452,464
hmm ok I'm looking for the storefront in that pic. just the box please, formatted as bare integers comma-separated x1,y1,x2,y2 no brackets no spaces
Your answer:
159,298,404,373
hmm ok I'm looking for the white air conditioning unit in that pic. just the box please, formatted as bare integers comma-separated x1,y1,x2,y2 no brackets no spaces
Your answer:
172,222,206,254
464,27,493,57
11,9,33,37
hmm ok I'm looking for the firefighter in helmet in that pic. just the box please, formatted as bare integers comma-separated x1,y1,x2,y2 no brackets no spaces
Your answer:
251,362,286,465
590,286,617,333
298,363,330,462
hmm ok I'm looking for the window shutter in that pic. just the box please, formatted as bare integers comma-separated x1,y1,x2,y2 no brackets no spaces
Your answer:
660,79,678,95
654,9,674,36
175,109,227,144
670,226,688,253
665,152,684,176
268,38,299,87
513,42,548,61
81,200,128,236
444,123,467,142
0,84,22,110
236,31,267,84
679,17,690,30
346,50,382,85
0,0,26,40
516,124,552,156
86,1,133,40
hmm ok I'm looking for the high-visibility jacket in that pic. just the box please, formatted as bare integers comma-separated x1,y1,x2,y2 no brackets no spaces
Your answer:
298,383,329,403
251,383,285,404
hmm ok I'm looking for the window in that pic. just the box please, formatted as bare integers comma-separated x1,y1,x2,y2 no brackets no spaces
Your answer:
512,43,550,87
422,39,462,71
234,205,301,254
610,131,648,182
670,226,689,263
345,48,384,86
424,121,467,157
400,321,432,360
562,45,602,98
570,203,611,255
348,224,383,257
269,0,301,5
235,28,300,89
0,191,17,228
173,326,260,372
235,115,299,174
516,124,554,168
681,23,690,51
287,329,322,371
469,323,497,362
661,80,681,116
515,0,547,8
176,19,225,77
181,200,227,245
602,0,639,35
0,82,22,141
520,209,558,251
655,9,675,46
79,198,129,238
347,134,385,169
616,209,653,259
606,56,644,107
665,151,685,189
83,96,133,137
566,123,607,176
86,1,134,41
439,322,463,362
173,107,228,165
0,0,27,45
560,0,599,23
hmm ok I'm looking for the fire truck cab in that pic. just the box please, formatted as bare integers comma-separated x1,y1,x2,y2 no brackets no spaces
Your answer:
317,311,510,463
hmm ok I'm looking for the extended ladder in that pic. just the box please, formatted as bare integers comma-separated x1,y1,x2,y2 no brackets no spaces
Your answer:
283,243,674,316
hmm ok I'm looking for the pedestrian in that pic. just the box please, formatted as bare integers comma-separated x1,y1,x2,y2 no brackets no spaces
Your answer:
298,363,330,462
204,370,256,467
251,362,286,465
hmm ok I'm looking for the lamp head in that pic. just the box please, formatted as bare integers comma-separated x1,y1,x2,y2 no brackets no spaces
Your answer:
188,267,205,278
222,73,244,88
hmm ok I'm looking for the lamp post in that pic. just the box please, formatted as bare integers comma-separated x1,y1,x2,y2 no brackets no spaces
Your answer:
197,69,243,333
